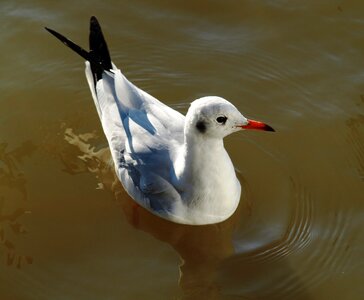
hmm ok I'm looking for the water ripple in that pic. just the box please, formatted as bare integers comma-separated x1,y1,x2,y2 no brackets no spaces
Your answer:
240,176,313,265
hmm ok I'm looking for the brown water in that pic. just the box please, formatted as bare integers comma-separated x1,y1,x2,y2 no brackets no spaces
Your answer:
1,0,363,299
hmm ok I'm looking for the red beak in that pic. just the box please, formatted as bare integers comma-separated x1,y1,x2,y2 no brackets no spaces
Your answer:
241,119,275,132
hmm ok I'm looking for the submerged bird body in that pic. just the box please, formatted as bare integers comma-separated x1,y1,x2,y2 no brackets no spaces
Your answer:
46,17,274,225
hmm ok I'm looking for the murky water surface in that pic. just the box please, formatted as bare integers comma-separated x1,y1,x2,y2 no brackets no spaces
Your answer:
1,1,363,299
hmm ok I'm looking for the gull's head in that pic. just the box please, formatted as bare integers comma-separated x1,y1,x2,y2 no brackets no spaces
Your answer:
185,96,274,139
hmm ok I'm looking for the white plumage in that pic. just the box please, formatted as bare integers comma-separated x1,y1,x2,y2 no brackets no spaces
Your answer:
46,17,274,225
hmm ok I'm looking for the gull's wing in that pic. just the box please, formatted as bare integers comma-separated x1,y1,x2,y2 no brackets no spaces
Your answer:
47,17,188,222
87,63,186,219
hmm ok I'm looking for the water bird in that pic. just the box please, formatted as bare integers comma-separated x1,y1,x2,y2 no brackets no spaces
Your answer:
45,16,274,225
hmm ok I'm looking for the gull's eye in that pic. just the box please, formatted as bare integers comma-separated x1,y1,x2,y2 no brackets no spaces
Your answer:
216,116,227,124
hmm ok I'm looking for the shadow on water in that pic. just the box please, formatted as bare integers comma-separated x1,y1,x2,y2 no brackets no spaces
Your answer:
51,125,312,300
0,141,35,268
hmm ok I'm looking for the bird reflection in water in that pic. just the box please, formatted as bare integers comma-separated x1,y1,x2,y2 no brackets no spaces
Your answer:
60,126,250,299
0,141,35,268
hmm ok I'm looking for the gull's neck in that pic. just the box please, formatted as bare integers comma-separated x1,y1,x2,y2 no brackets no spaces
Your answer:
173,131,241,223
180,133,226,188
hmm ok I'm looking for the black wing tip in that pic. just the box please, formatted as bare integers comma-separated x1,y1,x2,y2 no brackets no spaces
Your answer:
45,26,92,63
45,17,111,84
44,27,55,37
45,26,68,45
90,16,99,24
88,15,112,76
45,27,61,39
90,16,103,37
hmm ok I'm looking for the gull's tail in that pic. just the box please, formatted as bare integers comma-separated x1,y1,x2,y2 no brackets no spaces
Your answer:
45,16,112,85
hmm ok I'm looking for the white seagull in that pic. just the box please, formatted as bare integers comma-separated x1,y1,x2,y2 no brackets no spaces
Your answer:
46,17,274,225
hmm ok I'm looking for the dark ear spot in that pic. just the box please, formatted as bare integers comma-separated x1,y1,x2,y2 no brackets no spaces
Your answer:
196,120,206,133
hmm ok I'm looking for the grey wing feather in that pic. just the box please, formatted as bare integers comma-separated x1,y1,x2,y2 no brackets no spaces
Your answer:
85,62,185,217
